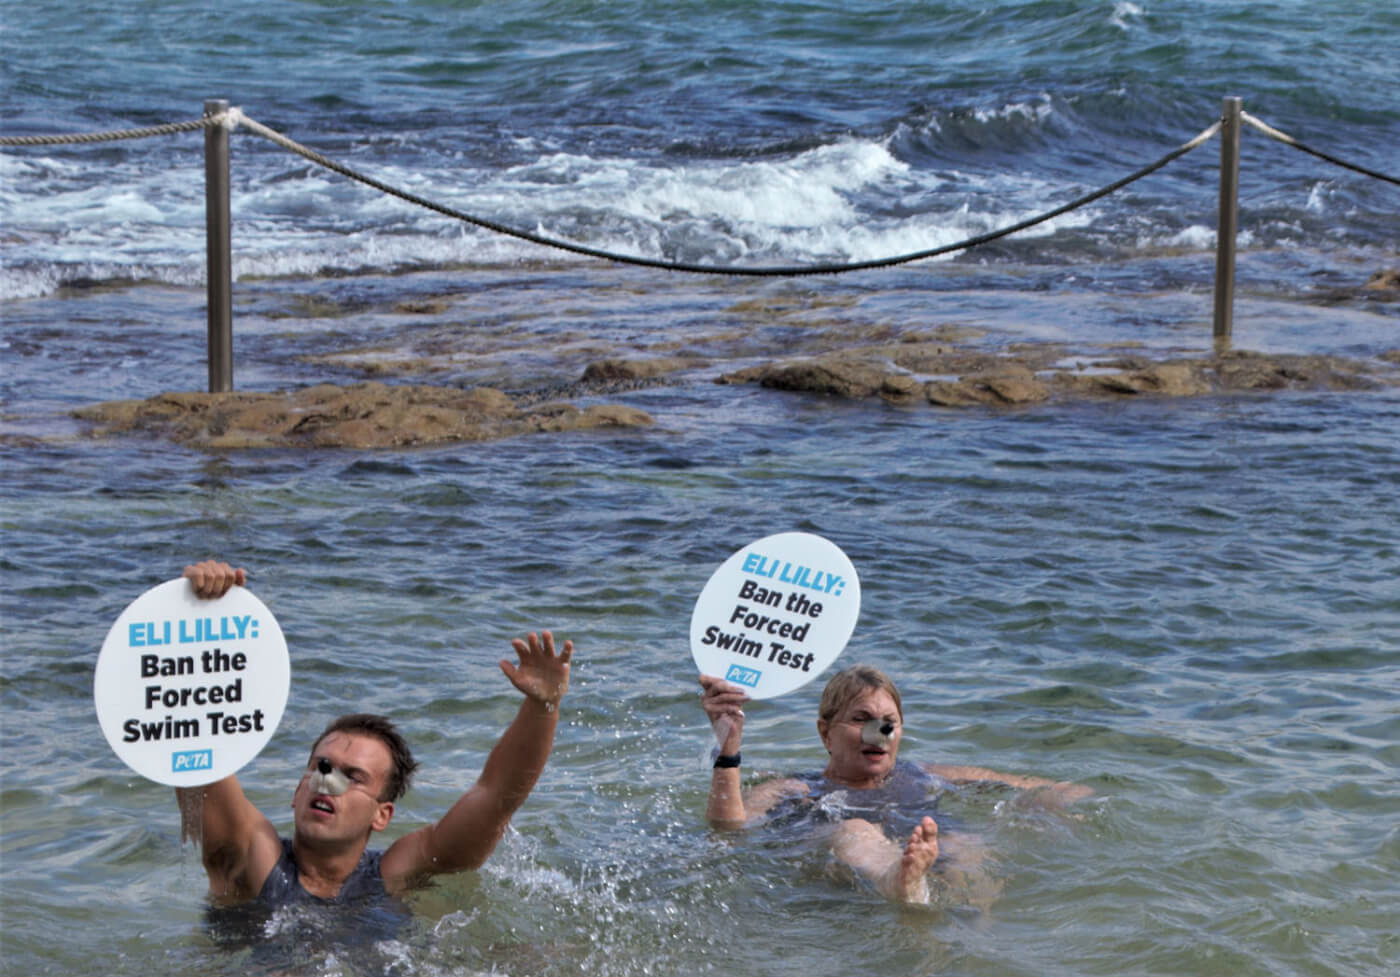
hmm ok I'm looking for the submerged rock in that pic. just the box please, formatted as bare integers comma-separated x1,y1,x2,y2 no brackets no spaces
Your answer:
73,381,653,450
68,342,1400,452
719,348,1400,407
581,356,694,382
1058,360,1211,398
757,360,889,399
1363,268,1399,291
926,362,1051,406
1308,267,1400,305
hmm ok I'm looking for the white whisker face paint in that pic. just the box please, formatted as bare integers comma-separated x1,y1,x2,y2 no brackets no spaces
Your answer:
861,718,896,750
310,757,351,796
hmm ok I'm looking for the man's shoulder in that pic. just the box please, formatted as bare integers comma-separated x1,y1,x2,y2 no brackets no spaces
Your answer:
204,820,284,905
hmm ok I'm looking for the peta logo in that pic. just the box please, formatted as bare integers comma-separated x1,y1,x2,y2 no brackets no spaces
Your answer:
171,749,213,772
725,664,761,688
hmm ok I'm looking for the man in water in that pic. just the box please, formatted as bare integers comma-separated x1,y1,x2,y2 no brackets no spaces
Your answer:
176,559,574,909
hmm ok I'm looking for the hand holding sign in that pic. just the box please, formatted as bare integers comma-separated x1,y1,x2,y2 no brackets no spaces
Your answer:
94,573,289,787
690,532,861,700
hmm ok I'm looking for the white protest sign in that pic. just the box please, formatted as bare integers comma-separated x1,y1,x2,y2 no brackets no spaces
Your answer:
690,532,861,699
94,578,289,786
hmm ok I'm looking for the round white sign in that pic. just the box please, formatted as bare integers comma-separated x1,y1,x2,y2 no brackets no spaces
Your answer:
94,578,289,786
690,532,861,699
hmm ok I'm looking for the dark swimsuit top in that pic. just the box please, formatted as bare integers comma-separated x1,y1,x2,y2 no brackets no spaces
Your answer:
769,759,950,837
205,838,412,957
258,837,388,906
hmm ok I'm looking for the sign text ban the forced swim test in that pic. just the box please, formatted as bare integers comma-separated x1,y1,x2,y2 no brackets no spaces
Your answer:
697,550,849,674
122,614,268,743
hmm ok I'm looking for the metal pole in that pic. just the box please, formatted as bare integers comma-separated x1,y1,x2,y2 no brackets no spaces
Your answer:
1212,96,1242,346
204,98,233,392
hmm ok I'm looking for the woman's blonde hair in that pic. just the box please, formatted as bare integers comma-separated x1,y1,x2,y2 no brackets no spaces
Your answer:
817,665,902,723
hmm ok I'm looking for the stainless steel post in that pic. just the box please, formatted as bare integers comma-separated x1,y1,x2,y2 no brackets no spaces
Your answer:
1212,96,1242,346
204,98,233,392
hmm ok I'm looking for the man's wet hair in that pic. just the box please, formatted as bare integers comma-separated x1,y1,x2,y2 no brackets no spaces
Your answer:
818,665,903,724
310,713,420,802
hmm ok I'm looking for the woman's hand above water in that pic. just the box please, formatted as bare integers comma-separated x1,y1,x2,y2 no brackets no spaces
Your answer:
698,674,748,755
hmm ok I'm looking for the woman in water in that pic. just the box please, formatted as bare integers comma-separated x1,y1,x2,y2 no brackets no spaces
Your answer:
699,665,1091,904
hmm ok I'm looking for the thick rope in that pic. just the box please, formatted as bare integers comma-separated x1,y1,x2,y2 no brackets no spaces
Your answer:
233,108,1222,277
1,108,1218,275
1241,111,1399,186
0,116,218,146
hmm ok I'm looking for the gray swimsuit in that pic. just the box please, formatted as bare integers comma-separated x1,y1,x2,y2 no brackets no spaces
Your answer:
772,759,950,837
206,838,411,956
257,838,387,906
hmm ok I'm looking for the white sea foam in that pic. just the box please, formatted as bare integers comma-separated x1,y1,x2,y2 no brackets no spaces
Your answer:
972,96,1055,126
1110,2,1145,31
1172,224,1215,249
0,127,1162,297
1306,181,1332,213
633,153,858,229
1141,224,1257,251
0,266,60,301
493,138,907,233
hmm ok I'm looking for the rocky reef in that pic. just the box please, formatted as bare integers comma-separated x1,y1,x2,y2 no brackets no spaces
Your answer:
73,382,653,450
717,346,1396,406
68,266,1399,450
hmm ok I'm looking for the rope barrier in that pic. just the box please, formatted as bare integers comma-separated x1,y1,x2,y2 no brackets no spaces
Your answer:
1,106,1388,279
231,109,1221,277
0,117,218,146
8,99,1387,388
1241,111,1399,186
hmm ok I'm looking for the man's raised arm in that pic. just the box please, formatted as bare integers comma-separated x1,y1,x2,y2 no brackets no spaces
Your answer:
381,630,573,889
176,775,281,903
174,560,280,903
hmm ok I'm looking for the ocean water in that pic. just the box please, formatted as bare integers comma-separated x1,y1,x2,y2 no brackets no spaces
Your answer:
2,2,1398,976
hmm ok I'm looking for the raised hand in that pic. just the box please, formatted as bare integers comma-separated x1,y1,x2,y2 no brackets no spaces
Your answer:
183,560,246,599
698,673,748,754
500,630,573,709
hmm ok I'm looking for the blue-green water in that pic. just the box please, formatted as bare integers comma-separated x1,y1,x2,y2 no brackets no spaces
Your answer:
2,2,1398,975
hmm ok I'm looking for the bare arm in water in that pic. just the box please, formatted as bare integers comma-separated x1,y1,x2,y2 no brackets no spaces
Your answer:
379,630,573,891
698,674,808,828
924,763,1093,809
173,561,283,904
